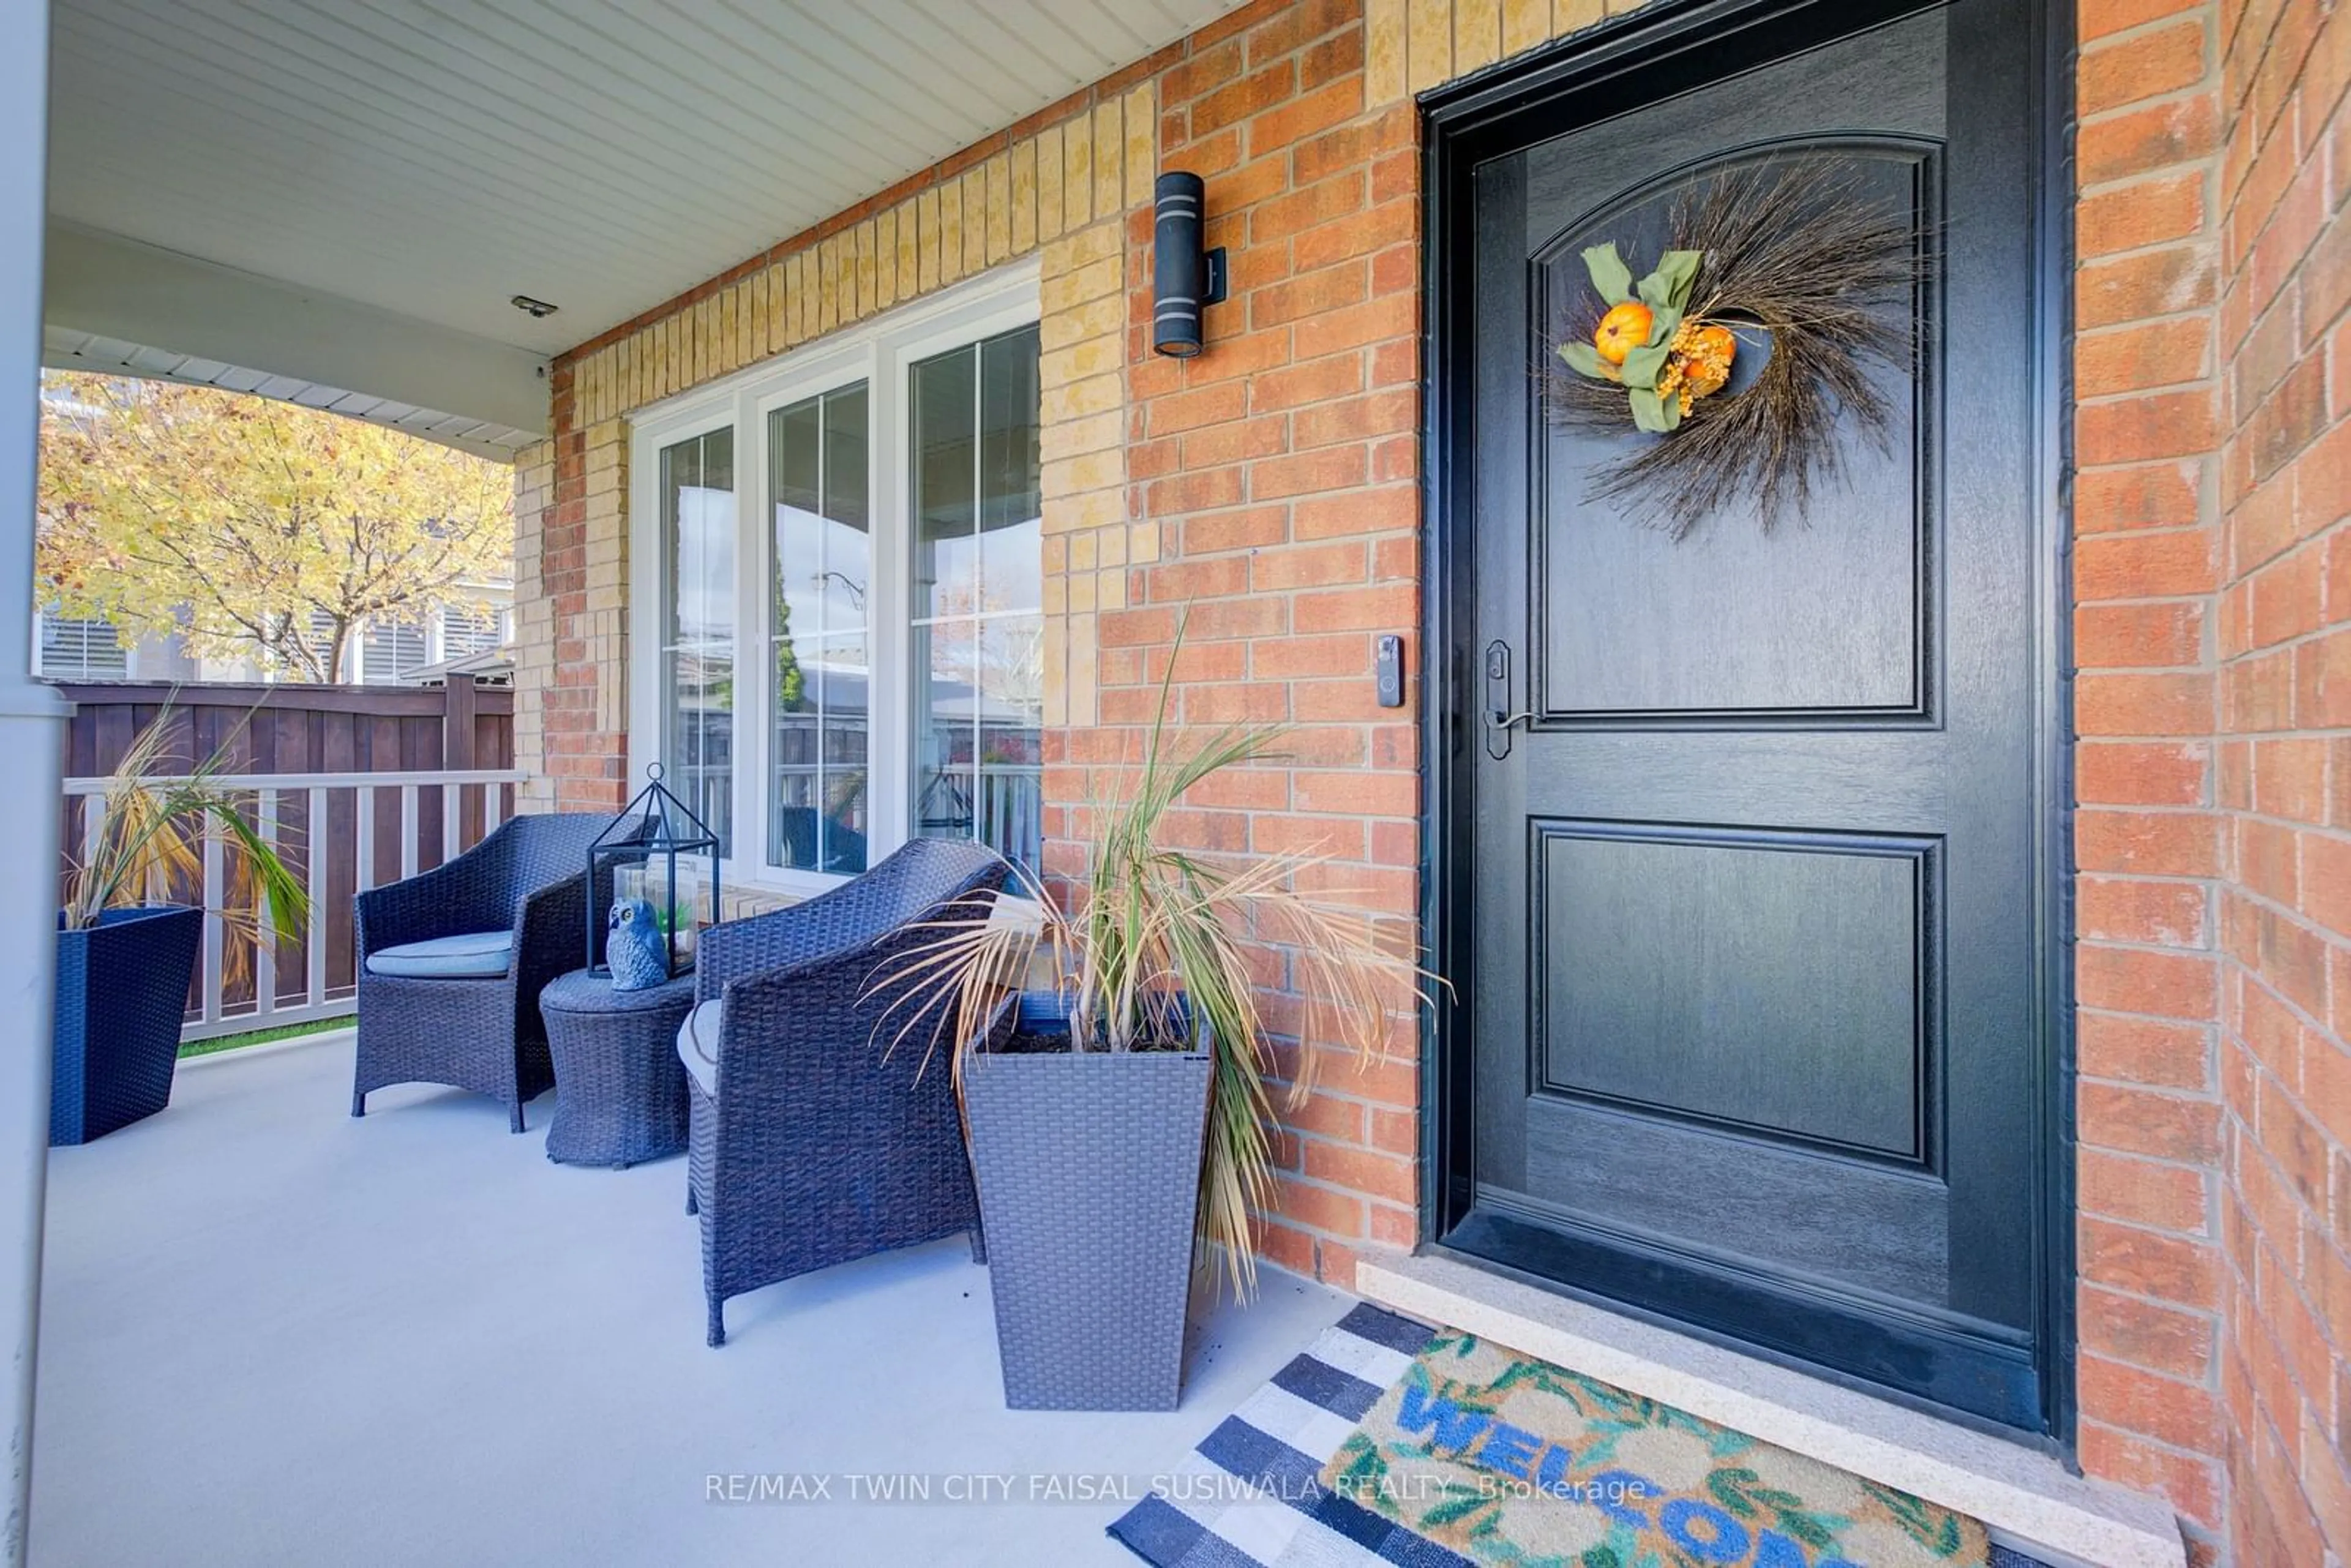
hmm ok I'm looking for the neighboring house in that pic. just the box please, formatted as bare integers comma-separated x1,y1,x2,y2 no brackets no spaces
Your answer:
31,590,512,685
32,609,131,681
21,2,2351,1566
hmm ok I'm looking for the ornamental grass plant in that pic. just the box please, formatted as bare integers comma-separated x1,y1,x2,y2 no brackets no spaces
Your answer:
880,620,1433,1298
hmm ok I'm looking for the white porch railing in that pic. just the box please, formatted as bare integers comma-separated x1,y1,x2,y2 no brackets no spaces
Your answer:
61,768,525,1041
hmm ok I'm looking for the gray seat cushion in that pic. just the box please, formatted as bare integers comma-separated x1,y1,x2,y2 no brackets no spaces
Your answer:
676,999,723,1097
363,930,514,980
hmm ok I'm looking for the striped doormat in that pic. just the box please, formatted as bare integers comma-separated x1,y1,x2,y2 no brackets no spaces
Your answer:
1109,1304,2033,1568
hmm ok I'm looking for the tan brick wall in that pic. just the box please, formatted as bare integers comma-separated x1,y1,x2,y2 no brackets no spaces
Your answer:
1040,219,1144,732
1361,0,1649,99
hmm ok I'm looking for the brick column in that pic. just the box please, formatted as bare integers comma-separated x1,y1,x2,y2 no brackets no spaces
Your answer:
2210,1,2351,1564
510,371,631,816
2071,1,2229,1553
510,437,556,814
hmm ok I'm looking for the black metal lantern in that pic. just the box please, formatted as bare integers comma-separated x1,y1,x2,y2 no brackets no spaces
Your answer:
1152,171,1227,358
587,762,720,983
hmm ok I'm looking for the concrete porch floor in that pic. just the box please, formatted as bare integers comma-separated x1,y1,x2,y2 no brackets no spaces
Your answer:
31,1032,1352,1567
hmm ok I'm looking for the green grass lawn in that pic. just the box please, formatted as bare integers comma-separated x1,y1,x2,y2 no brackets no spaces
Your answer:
179,1013,353,1060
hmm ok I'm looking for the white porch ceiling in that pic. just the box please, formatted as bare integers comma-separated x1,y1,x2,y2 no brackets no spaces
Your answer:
43,0,1242,448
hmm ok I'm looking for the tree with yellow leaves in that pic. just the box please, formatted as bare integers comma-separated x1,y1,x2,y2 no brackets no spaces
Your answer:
37,373,512,681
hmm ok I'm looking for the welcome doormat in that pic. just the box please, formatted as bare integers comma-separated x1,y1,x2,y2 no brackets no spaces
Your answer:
1109,1303,2003,1568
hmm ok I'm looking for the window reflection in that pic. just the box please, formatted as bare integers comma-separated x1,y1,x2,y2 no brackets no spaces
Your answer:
909,324,1043,875
662,428,735,853
769,384,871,873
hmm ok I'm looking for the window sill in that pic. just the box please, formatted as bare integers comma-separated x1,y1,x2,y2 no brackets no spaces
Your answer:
722,863,1044,927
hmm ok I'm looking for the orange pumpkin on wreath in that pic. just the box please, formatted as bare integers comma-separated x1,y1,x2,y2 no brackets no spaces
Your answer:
1548,158,1918,538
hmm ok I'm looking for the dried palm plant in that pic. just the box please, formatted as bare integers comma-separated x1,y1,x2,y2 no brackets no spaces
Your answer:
64,707,309,985
1549,157,1921,538
876,621,1437,1299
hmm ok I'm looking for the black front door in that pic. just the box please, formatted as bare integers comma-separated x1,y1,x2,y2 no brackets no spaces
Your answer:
1431,0,2062,1433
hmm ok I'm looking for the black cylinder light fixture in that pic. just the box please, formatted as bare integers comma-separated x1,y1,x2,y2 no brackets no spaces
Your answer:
1152,171,1227,358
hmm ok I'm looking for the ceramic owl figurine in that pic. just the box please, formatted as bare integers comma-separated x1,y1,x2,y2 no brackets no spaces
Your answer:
606,898,670,991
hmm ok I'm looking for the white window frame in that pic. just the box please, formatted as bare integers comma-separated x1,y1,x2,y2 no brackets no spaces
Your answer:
628,260,1043,899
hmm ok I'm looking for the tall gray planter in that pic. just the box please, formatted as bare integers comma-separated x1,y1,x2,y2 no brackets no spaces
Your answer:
963,1035,1212,1411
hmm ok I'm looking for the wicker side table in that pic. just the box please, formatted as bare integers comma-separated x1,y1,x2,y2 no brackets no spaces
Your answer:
539,968,698,1168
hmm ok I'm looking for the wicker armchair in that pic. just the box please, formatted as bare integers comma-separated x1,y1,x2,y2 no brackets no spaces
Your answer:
352,812,613,1132
684,836,1009,1346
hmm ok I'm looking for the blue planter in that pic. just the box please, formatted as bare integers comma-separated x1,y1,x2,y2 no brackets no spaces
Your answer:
53,906,204,1146
1013,989,1194,1044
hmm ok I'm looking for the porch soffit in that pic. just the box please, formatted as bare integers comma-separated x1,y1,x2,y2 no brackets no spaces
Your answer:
44,0,1244,441
40,326,543,464
42,224,549,459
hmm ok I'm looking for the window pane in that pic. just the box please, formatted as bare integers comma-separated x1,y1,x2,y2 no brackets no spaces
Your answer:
670,427,735,650
979,326,1042,616
910,620,975,844
907,324,1041,870
912,345,978,621
773,634,868,874
662,427,735,853
819,386,871,634
977,614,1043,874
816,642,870,875
825,386,869,536
770,397,822,636
768,383,870,874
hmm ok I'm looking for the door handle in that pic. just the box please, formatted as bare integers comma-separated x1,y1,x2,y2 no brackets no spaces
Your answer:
1483,640,1531,760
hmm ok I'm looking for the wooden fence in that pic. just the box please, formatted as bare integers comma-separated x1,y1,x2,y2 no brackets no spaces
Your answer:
53,680,522,1038
56,678,513,781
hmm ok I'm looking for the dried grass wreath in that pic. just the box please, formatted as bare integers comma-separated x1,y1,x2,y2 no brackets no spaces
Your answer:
1549,159,1921,540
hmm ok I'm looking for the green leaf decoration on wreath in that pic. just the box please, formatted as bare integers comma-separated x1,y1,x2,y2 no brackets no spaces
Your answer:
1560,242,1702,435
1637,248,1700,315
1627,386,1671,433
1556,339,1607,379
1580,242,1635,304
1619,340,1673,392
1545,159,1922,539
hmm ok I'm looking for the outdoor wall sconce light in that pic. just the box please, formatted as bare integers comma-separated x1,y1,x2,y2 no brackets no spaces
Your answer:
1153,171,1227,358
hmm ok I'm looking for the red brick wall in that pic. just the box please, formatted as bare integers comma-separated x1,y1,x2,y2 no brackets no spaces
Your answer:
2210,1,2351,1563
516,365,632,814
513,0,2351,1551
2080,0,2351,1559
2073,1,2231,1555
1060,0,1428,1289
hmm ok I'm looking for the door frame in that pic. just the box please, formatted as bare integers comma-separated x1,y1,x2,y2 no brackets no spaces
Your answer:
1414,0,2079,1449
